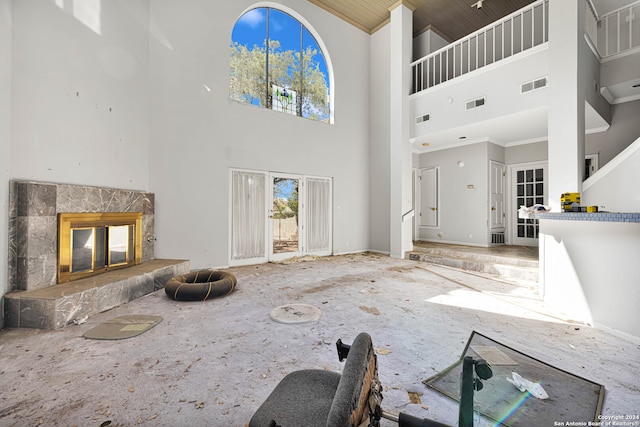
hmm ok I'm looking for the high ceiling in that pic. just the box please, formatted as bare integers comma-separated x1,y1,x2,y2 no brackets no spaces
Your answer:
308,0,633,41
308,0,536,41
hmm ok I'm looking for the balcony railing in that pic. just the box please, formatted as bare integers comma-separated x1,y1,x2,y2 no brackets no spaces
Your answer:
411,0,548,94
586,0,640,58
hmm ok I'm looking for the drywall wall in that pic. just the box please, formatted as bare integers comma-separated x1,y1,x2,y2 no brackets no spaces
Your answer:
507,99,640,170
370,24,391,253
0,0,12,329
148,0,371,268
506,141,548,165
580,32,610,125
600,50,640,91
540,219,640,343
586,99,640,166
412,27,449,61
504,100,639,173
583,136,640,211
410,48,550,142
417,142,490,246
9,0,151,189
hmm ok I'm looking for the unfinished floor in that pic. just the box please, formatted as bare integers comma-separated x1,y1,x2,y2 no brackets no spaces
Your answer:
1,253,638,426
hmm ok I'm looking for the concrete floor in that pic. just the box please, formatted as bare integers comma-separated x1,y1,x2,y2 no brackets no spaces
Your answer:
1,253,638,426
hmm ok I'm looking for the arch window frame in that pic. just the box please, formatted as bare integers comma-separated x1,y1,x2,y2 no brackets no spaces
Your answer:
230,3,334,124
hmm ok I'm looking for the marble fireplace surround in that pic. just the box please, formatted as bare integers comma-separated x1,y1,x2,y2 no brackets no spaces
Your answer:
5,180,189,329
8,180,156,291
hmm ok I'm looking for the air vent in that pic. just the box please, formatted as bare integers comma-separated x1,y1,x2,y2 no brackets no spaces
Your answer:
465,97,485,110
521,77,547,93
491,232,505,245
415,114,430,124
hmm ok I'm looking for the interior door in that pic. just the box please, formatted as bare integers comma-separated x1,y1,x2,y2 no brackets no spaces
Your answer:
420,167,439,227
510,162,547,246
269,174,302,261
490,161,506,230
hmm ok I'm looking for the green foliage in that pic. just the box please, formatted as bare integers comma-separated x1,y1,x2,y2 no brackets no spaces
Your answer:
229,41,267,106
230,39,329,121
273,178,299,224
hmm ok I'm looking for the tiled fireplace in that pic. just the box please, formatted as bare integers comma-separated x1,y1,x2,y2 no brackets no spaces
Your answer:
4,180,189,329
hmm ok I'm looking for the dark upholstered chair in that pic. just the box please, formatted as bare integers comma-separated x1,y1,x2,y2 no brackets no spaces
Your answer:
249,332,377,427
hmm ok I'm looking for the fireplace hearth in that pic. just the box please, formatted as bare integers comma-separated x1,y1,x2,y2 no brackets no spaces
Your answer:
5,180,190,329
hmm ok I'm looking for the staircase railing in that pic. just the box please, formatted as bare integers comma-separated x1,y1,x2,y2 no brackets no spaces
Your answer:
587,0,640,58
411,0,548,94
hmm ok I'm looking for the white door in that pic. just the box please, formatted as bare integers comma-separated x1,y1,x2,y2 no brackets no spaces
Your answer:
419,167,439,227
269,174,302,261
490,161,506,230
510,162,547,246
412,169,417,240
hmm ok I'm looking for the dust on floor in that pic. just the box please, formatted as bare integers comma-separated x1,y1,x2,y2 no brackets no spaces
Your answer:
0,253,638,426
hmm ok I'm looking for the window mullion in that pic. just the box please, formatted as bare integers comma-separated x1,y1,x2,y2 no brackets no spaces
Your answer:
299,23,303,117
265,8,270,109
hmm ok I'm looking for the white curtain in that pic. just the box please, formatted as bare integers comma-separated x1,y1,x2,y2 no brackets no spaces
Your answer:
231,170,266,260
305,177,332,254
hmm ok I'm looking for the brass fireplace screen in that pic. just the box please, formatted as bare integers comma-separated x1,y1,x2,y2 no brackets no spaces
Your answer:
58,212,142,283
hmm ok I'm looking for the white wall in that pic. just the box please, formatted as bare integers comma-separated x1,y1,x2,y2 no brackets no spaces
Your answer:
412,28,449,61
586,99,640,166
10,0,150,189
506,141,548,165
583,136,640,211
508,99,640,172
540,219,640,343
600,51,640,91
148,0,372,268
0,0,12,328
370,25,391,253
580,34,610,125
417,142,500,246
410,48,549,142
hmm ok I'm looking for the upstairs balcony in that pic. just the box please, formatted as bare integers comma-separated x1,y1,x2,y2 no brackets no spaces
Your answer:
411,0,549,95
409,0,640,153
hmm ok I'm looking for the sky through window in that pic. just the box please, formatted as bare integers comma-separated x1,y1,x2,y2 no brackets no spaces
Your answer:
230,7,330,122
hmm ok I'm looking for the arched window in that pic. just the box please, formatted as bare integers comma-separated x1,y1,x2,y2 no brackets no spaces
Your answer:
230,6,331,123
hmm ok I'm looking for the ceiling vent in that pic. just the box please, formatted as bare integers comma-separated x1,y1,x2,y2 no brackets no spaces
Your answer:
521,77,547,94
415,113,430,124
465,97,485,110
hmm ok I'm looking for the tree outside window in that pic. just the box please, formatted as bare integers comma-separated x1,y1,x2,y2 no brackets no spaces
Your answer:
230,7,330,123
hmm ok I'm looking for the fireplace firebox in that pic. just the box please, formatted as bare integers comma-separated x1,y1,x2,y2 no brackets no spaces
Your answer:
58,212,143,283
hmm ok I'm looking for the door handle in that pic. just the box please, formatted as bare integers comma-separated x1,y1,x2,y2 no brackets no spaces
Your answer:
431,207,437,211
491,207,496,211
